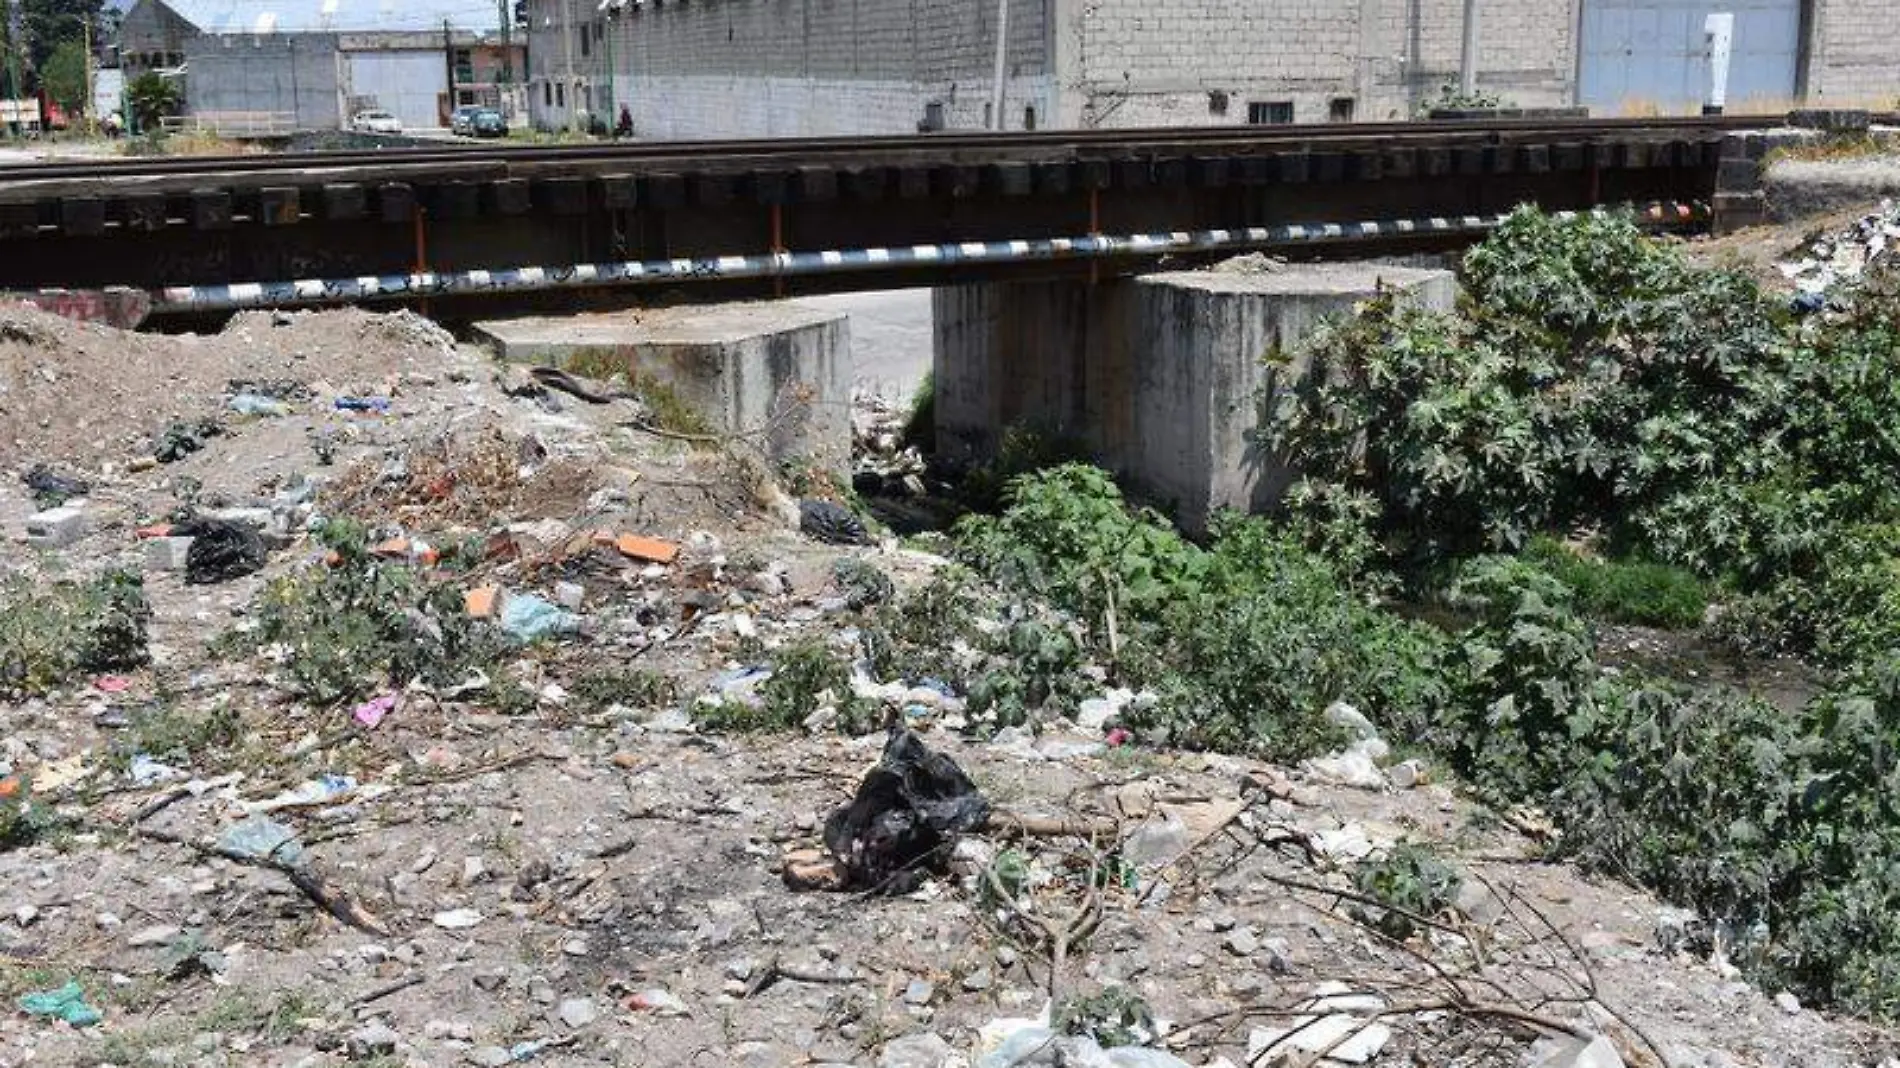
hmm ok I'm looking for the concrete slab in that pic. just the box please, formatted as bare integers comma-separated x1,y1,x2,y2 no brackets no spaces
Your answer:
25,505,88,549
475,302,851,473
935,262,1456,532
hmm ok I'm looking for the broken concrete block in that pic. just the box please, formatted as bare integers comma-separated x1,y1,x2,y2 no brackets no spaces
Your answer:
25,506,87,548
143,536,195,573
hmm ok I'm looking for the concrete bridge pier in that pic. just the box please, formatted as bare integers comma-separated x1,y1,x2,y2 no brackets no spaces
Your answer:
934,263,1456,532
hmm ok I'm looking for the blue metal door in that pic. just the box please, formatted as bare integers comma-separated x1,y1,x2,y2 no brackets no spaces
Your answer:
1580,0,1801,114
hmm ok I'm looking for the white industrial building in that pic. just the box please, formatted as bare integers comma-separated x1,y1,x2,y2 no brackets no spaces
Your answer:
521,0,1899,140
119,0,528,133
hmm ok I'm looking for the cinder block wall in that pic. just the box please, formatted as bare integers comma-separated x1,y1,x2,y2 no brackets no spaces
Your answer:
1805,0,1900,107
1051,0,1577,128
531,0,1052,138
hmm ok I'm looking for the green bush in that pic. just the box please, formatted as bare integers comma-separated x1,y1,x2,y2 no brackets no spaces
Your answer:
247,520,503,706
1524,537,1708,629
0,571,150,699
959,466,1449,760
1352,844,1463,941
696,640,877,734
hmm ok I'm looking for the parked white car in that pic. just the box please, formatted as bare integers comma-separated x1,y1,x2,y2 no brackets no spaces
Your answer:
350,110,402,134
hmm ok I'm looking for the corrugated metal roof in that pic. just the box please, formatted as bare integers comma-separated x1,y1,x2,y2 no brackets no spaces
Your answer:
159,0,506,35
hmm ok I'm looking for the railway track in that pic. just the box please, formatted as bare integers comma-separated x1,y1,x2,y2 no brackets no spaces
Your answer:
0,112,1825,317
0,113,1803,184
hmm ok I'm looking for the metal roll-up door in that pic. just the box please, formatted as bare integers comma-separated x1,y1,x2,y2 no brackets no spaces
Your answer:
1580,0,1801,114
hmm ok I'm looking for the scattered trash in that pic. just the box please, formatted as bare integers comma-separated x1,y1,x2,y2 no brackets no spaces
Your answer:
706,666,772,710
624,988,690,1017
817,729,991,893
614,533,681,565
129,754,181,786
433,908,484,929
241,774,358,815
466,585,502,619
228,393,292,417
353,693,399,729
1302,740,1389,791
800,499,870,546
18,981,103,1028
1525,1034,1626,1068
1389,759,1428,789
1778,199,1900,296
336,396,393,414
30,754,91,794
372,535,439,565
500,594,581,642
23,465,89,506
94,676,132,694
1246,983,1393,1066
217,816,308,867
172,517,268,585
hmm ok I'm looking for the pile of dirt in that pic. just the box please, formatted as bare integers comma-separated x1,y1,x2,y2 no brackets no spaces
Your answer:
0,305,463,473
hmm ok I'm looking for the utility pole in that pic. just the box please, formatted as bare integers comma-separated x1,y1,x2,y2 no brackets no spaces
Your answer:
82,15,95,135
1,0,20,137
558,0,576,134
601,6,613,130
444,17,456,121
989,0,1008,130
1458,0,1480,97
497,0,512,120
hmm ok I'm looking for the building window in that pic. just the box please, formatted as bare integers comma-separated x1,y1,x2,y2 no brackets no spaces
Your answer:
556,82,565,108
1329,97,1356,122
544,80,552,107
1248,101,1293,125
1208,90,1229,117
579,25,590,57
1023,104,1036,131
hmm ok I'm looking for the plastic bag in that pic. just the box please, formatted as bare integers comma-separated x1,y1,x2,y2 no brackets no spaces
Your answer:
19,981,103,1027
823,729,990,893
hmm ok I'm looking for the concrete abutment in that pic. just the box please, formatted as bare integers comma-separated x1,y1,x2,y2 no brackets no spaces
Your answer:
934,264,1456,532
475,303,853,475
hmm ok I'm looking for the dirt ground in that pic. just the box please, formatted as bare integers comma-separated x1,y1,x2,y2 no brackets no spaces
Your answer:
1,297,1898,1068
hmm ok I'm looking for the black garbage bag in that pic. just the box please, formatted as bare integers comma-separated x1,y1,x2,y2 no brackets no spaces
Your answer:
23,465,90,506
173,518,268,585
823,729,991,893
800,499,869,546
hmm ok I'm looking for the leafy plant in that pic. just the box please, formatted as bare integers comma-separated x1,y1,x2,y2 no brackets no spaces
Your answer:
696,640,876,734
1524,537,1709,629
1054,986,1156,1049
1351,844,1463,940
126,72,181,134
246,519,503,706
0,571,150,698
833,557,895,611
571,668,678,711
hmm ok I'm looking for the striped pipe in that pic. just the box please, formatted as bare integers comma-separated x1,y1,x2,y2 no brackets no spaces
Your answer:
136,202,1703,314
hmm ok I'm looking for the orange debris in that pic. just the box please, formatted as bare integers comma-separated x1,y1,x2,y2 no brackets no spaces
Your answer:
465,586,500,619
616,534,680,565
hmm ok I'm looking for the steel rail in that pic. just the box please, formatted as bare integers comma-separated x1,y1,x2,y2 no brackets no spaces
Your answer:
0,113,1803,184
128,201,1702,316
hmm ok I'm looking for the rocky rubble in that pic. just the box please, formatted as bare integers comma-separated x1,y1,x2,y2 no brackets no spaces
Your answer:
0,306,1895,1068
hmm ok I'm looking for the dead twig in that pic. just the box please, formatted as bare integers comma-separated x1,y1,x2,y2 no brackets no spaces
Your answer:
740,955,864,998
348,974,424,1007
983,809,1120,841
